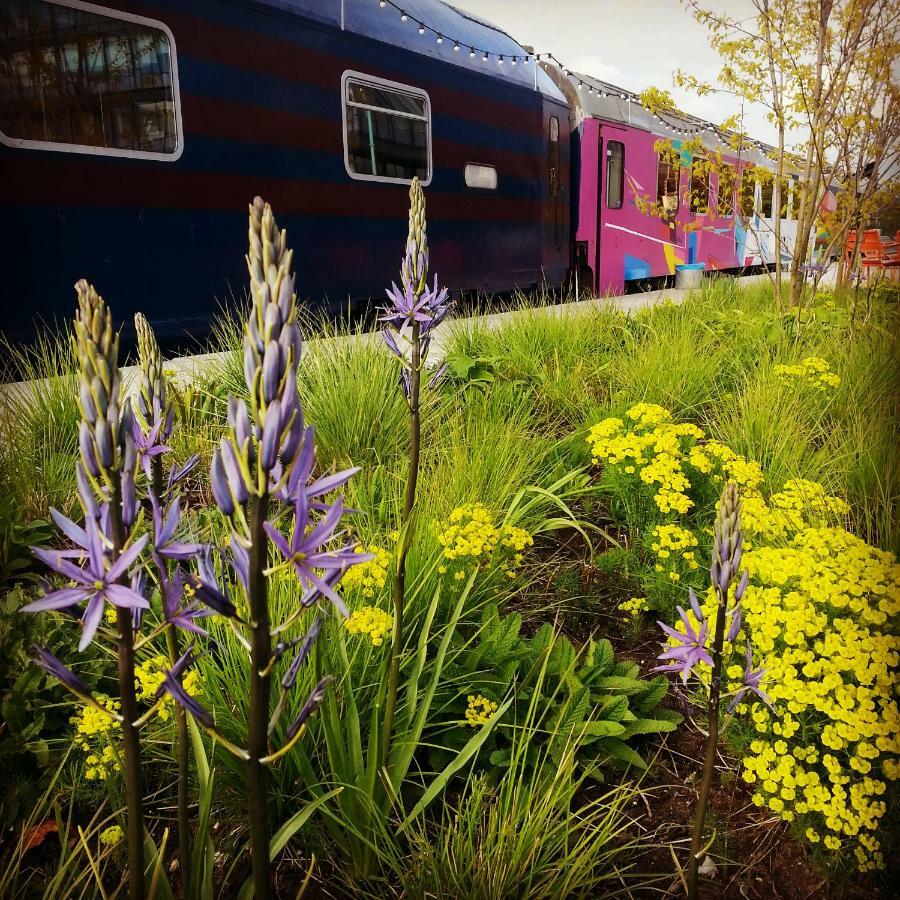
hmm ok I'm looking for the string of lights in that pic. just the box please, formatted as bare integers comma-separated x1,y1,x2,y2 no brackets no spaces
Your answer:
373,0,773,153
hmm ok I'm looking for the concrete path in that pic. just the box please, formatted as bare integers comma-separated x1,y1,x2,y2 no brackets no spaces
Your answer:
2,272,776,402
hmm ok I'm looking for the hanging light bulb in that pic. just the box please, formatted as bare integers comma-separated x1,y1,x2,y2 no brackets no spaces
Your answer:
483,50,489,61
577,81,584,90
498,55,504,64
454,41,460,51
436,33,442,43
418,22,425,34
469,46,475,57
523,55,529,64
379,0,386,7
400,10,407,21
511,56,517,65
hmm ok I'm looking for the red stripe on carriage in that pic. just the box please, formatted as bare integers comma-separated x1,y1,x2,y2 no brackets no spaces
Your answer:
117,2,547,138
5,158,552,222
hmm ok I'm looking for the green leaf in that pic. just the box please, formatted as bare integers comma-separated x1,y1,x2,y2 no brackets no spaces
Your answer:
597,694,630,723
598,737,648,770
582,720,627,738
399,695,513,830
618,717,680,739
593,676,646,695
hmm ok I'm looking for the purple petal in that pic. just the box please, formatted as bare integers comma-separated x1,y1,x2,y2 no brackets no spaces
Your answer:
79,594,106,651
104,583,150,609
286,675,332,740
21,587,91,612
306,467,360,500
106,534,149,583
50,508,89,549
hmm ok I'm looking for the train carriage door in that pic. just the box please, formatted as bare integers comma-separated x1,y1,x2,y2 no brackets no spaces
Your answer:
549,116,562,249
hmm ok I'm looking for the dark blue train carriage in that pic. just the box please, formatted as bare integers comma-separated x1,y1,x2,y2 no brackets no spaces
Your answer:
0,0,570,342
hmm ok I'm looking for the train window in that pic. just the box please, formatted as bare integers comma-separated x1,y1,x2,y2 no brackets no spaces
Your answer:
606,140,624,209
778,177,792,219
656,153,679,216
759,176,774,217
465,163,497,190
548,116,560,197
0,0,181,159
342,71,431,185
689,157,710,215
790,178,802,219
740,168,756,216
716,164,736,217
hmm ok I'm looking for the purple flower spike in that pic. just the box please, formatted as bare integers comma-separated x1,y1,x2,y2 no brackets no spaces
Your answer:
33,645,92,699
158,643,214,727
727,642,771,712
26,520,149,651
651,606,713,684
286,675,332,740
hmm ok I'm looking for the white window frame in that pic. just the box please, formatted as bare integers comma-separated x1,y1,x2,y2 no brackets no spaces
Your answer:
341,69,431,186
0,0,184,161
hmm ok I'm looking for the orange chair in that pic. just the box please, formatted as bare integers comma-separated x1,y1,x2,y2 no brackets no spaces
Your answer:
881,230,900,280
860,229,884,279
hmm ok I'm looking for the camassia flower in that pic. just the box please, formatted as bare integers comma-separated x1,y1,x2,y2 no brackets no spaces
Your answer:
653,605,713,684
157,643,213,728
727,642,771,712
23,518,148,650
264,494,372,617
159,564,214,636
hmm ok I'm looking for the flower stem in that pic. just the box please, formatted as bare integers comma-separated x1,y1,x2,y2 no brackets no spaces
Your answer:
152,455,191,885
111,485,145,900
687,582,728,899
166,625,192,886
382,321,421,764
247,493,272,899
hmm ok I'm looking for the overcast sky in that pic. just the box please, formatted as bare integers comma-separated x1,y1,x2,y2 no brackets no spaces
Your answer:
450,0,784,145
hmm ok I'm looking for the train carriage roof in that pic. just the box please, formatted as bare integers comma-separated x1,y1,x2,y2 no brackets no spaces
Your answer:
253,0,565,101
542,64,782,171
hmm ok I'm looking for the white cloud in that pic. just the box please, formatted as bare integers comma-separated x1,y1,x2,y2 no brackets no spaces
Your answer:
450,0,785,144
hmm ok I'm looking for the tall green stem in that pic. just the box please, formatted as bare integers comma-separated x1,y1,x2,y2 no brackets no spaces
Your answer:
111,485,145,900
151,456,192,887
382,321,422,762
687,581,729,899
247,493,272,899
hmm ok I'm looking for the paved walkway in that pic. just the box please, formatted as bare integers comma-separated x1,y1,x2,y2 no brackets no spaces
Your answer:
2,272,776,401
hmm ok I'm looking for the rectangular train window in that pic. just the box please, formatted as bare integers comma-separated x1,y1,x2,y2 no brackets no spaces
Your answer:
759,176,774,217
606,140,624,209
343,72,431,184
0,0,181,159
740,167,756,216
548,116,560,196
690,157,710,215
656,152,679,216
717,164,736,217
465,163,497,190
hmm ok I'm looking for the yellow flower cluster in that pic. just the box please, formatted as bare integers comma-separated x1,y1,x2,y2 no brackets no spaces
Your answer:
741,479,849,546
99,825,124,846
344,605,393,646
464,694,498,727
436,504,533,580
618,596,649,620
735,525,900,871
72,697,121,781
340,544,391,598
587,405,760,515
134,655,201,723
773,356,841,391
651,524,699,580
